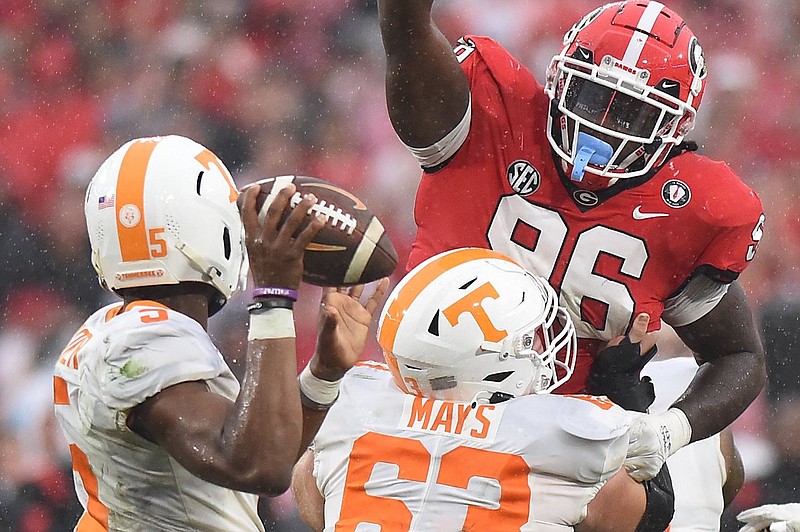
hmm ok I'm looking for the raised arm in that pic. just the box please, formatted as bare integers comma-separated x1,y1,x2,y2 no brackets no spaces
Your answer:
378,0,470,147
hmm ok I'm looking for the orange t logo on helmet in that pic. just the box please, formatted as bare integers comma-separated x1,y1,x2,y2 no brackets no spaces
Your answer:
442,282,507,343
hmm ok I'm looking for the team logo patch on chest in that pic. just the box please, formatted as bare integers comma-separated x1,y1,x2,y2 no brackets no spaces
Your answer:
573,189,599,207
662,179,691,208
506,160,540,196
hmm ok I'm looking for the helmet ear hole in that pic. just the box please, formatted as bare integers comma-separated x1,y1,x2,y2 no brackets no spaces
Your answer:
223,226,232,260
484,371,514,383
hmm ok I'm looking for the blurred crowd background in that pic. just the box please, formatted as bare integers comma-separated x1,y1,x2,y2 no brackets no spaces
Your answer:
0,0,797,530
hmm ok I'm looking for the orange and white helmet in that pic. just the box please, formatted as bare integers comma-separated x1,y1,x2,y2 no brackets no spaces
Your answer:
84,135,247,314
378,248,576,402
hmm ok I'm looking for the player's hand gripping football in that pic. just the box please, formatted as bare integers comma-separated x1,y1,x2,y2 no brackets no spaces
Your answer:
738,503,800,532
239,183,324,290
588,313,658,412
310,280,390,381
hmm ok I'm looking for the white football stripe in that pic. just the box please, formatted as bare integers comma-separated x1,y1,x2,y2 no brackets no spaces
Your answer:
258,175,296,225
621,1,664,68
344,217,384,284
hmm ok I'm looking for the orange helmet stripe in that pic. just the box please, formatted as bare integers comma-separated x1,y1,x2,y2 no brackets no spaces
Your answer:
378,248,518,352
115,139,159,262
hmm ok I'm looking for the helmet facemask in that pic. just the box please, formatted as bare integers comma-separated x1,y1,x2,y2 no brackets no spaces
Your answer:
546,51,694,182
478,276,577,396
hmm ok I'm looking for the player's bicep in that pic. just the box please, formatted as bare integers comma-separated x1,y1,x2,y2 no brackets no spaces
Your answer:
127,381,231,470
576,470,645,532
673,281,763,363
379,2,470,148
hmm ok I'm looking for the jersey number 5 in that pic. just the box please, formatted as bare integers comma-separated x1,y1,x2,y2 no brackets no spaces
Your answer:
335,432,531,530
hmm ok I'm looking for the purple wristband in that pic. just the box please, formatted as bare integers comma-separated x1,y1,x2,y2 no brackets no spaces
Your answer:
252,287,298,301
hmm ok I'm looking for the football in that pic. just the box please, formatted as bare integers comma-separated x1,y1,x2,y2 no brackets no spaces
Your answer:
238,175,398,287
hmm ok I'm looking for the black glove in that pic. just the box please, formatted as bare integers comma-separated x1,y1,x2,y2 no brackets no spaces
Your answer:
587,337,657,413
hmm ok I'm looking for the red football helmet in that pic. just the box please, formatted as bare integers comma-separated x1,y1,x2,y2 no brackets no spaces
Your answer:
545,1,707,183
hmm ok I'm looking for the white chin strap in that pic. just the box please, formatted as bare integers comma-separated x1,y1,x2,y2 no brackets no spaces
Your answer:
176,240,230,297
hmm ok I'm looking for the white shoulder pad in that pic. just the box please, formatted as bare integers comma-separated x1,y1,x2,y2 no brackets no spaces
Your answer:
556,395,631,441
81,308,227,418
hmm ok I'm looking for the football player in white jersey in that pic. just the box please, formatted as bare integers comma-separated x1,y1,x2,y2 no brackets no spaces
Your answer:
53,135,388,531
643,356,744,531
739,503,800,532
292,247,674,531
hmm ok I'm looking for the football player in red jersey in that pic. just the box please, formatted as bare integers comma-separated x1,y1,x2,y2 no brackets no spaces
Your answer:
377,0,766,481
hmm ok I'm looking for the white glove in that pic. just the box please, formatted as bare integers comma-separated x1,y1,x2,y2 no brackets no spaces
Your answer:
624,407,692,481
737,503,800,532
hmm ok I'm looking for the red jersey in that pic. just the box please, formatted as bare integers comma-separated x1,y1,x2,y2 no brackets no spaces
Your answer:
408,36,764,393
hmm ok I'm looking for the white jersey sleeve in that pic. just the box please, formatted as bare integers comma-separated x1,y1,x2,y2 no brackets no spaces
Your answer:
77,303,235,431
311,363,631,531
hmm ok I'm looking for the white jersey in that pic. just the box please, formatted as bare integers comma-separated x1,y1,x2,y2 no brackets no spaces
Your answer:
311,362,632,531
643,357,727,532
53,301,264,532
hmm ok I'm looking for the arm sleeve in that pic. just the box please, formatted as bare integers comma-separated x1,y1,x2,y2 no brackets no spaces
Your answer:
661,274,730,327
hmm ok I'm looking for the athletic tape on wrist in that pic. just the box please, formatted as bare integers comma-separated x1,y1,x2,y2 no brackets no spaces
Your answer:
664,407,692,454
298,364,342,407
247,308,295,340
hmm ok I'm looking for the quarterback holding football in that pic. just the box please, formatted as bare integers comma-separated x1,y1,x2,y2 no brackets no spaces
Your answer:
377,0,766,482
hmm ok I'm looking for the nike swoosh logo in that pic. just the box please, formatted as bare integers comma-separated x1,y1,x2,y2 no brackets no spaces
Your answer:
632,206,669,220
661,81,679,89
305,183,368,210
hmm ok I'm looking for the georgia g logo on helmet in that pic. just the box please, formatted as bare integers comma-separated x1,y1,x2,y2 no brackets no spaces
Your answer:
688,36,707,97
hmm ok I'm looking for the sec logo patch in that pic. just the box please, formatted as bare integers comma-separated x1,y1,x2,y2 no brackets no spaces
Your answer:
662,180,691,208
507,160,540,196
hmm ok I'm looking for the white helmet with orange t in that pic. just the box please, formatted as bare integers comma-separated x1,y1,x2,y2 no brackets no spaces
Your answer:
84,135,247,315
377,248,576,403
